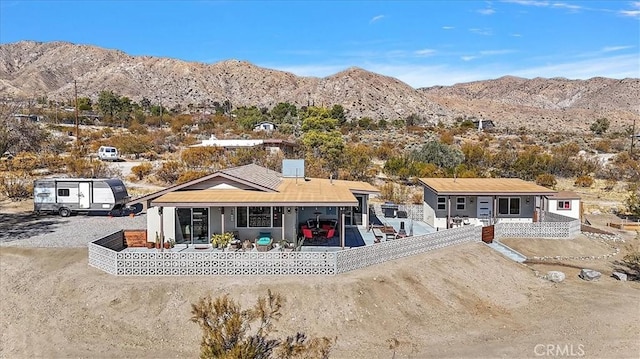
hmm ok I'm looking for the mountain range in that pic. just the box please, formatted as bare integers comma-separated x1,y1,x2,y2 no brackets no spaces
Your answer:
1,41,638,132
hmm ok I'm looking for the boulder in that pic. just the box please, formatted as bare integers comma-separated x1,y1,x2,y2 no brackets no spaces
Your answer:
579,269,602,281
545,271,566,283
612,272,628,281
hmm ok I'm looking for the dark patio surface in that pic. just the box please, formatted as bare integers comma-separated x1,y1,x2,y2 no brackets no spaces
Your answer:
301,227,365,248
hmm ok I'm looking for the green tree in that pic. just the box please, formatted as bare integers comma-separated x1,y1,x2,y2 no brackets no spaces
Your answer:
339,143,374,181
191,290,333,359
270,102,298,123
411,141,464,170
329,104,346,125
590,118,610,135
233,106,265,130
97,90,121,119
77,97,93,111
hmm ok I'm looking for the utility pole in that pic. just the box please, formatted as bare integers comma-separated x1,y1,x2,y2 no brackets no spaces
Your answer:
631,118,636,158
74,80,79,149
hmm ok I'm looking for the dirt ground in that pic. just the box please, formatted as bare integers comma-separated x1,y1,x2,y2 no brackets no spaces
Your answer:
1,190,639,358
0,239,638,358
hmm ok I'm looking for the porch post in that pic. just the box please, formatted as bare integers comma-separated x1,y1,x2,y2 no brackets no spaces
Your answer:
220,207,225,234
159,206,164,252
341,209,346,249
447,196,451,229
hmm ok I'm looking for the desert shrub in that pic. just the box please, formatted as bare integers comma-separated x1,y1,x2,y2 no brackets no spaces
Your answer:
155,161,183,184
131,162,153,180
593,139,611,153
410,141,464,170
65,157,117,178
0,171,32,200
625,186,640,216
409,191,424,204
180,146,224,169
177,170,209,184
191,290,333,359
439,131,454,145
378,182,410,204
574,175,594,188
374,141,397,161
535,173,557,188
590,118,610,135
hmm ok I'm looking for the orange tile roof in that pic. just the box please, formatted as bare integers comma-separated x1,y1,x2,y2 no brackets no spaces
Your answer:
419,178,556,195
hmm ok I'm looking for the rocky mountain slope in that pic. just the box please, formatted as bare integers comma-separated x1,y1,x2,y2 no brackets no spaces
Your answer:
1,41,638,131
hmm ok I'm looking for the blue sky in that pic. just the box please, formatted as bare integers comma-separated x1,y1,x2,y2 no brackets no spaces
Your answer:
1,0,639,88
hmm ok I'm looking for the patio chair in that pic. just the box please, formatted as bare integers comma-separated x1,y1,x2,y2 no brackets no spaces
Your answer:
302,228,314,244
256,231,273,252
325,228,335,239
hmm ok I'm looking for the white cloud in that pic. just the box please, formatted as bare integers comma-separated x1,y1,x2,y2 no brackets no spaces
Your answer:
461,56,478,61
602,45,634,52
442,26,454,30
551,3,582,10
620,10,640,17
415,49,436,56
478,8,496,15
479,49,515,56
503,0,550,7
370,15,385,23
469,28,493,35
510,33,523,37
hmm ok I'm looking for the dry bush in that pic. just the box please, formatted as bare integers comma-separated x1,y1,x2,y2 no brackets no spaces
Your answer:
131,162,153,180
65,157,118,178
378,182,410,203
191,290,333,359
409,191,423,205
0,171,33,200
180,146,224,169
574,175,595,188
439,131,454,145
536,173,557,188
155,160,183,184
177,170,209,184
594,139,611,153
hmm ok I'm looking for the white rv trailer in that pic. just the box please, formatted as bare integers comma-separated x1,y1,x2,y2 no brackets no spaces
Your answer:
33,178,130,217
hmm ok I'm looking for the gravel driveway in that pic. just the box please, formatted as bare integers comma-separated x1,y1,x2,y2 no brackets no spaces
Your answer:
0,212,147,247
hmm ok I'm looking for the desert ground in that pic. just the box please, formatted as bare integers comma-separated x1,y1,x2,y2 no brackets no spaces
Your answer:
1,195,639,358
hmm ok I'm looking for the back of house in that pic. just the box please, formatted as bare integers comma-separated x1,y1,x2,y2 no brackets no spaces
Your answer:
34,178,130,217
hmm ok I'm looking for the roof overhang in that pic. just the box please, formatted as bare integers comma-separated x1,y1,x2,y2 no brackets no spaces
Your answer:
419,178,556,196
151,189,358,207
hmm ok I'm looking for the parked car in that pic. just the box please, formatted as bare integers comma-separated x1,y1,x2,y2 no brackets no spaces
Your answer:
98,146,119,161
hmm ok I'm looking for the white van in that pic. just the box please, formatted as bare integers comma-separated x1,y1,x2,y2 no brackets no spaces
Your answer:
98,146,119,161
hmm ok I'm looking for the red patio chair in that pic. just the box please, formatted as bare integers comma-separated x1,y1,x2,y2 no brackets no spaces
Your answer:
325,228,335,239
302,228,314,243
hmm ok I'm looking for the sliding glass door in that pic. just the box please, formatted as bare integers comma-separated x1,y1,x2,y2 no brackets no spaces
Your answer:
176,207,209,245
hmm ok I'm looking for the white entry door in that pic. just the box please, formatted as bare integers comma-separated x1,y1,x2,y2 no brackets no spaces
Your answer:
78,182,91,209
477,196,492,225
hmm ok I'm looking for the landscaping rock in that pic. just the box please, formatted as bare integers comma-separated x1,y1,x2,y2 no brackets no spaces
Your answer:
579,269,602,281
545,271,566,283
612,272,628,281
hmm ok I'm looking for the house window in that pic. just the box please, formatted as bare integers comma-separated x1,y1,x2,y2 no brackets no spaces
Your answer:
498,198,520,215
437,197,446,210
236,207,272,227
57,188,69,197
456,197,466,210
557,201,571,210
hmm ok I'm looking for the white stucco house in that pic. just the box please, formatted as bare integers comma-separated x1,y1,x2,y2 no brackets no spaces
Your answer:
544,191,581,220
